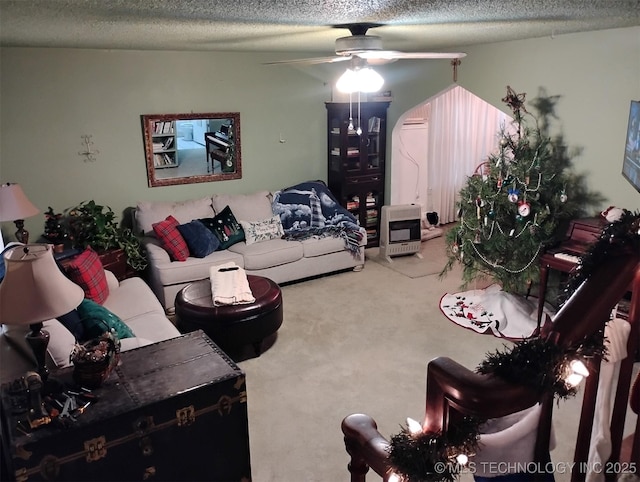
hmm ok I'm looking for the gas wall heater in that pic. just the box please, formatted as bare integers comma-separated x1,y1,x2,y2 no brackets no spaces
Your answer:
379,204,422,263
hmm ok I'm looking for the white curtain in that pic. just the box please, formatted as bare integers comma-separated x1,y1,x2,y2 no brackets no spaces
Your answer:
390,84,511,224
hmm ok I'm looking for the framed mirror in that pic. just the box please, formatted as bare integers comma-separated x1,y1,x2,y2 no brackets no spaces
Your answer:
141,112,242,187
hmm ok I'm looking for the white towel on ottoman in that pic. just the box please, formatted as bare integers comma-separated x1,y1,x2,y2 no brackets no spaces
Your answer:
210,262,256,306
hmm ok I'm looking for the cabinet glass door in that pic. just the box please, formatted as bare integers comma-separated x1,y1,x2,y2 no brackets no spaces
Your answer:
365,116,382,174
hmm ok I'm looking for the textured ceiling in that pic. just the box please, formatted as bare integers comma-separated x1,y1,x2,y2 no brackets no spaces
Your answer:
0,0,638,55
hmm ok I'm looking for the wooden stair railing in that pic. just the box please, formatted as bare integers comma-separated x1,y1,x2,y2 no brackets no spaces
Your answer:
342,251,640,482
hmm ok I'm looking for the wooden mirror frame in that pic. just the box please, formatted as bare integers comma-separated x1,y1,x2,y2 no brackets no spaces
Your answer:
141,112,242,188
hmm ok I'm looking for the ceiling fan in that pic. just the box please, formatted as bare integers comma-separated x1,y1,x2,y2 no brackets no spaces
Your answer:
265,23,466,66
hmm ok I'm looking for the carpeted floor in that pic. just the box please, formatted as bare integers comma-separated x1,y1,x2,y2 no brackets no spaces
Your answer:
237,243,637,482
366,233,449,279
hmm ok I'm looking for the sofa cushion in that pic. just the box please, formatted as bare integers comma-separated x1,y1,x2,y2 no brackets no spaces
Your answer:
228,238,303,270
65,247,109,304
146,250,244,287
77,298,135,340
103,276,162,317
212,191,273,221
125,312,180,342
177,219,220,258
240,215,284,245
4,318,77,368
135,197,215,236
200,206,245,250
301,236,347,258
153,215,190,262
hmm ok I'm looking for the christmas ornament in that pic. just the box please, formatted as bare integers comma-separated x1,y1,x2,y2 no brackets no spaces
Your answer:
507,188,519,203
518,201,531,217
501,85,529,116
601,206,624,223
560,191,568,203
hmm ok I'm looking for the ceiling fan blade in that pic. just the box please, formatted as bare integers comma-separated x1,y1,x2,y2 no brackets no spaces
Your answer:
358,50,467,60
263,55,352,66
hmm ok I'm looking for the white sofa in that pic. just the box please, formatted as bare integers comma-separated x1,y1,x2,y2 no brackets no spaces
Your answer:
134,190,366,311
0,270,181,384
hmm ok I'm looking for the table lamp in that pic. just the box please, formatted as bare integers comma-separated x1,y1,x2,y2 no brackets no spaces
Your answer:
0,183,40,244
0,244,84,383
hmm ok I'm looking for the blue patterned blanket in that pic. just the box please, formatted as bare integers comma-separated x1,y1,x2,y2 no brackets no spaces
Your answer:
272,181,365,256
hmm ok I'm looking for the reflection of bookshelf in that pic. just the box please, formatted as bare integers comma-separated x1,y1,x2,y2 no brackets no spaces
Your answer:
152,120,177,168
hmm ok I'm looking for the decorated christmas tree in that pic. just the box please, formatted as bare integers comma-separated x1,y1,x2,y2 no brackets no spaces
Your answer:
441,86,599,293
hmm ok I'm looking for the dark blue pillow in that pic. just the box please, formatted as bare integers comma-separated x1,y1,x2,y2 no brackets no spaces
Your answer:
177,219,220,258
57,309,85,340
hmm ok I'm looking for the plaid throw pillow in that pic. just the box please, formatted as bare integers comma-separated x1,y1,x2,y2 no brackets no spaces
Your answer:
152,215,190,261
66,247,109,305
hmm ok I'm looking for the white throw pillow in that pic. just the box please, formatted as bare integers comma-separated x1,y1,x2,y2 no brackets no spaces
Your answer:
239,215,285,245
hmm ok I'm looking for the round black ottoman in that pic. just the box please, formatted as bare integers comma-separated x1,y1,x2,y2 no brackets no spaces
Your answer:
175,275,283,359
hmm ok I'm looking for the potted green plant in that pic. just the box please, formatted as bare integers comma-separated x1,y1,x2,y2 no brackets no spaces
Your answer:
66,200,148,271
43,206,69,251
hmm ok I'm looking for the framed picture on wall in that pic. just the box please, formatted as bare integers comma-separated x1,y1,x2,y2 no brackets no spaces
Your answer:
622,100,640,192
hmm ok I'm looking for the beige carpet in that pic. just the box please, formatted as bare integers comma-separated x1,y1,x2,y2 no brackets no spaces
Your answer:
237,243,638,482
366,230,449,279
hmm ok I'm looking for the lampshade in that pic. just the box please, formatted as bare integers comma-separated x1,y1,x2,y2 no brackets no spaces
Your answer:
336,66,384,94
0,244,84,325
0,183,40,222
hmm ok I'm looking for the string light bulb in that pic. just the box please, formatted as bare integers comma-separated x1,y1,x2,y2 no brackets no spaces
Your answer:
565,359,590,387
456,453,469,466
406,417,423,435
388,473,402,482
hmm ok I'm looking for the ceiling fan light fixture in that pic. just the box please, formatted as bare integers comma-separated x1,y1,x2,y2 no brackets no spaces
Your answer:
336,68,357,93
336,66,384,93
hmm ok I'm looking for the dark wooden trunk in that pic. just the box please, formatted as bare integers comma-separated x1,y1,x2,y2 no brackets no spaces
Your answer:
1,331,251,481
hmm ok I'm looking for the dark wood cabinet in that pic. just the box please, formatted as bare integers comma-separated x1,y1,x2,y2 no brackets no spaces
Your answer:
58,248,136,281
95,248,137,281
326,101,390,247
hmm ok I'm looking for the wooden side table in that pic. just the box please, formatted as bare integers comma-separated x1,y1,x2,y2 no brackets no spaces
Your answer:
58,248,136,281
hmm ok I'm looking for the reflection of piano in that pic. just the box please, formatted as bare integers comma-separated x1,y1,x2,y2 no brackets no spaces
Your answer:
536,217,604,329
205,131,231,173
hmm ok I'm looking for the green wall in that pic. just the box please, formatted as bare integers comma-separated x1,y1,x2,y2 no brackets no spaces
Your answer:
1,26,639,242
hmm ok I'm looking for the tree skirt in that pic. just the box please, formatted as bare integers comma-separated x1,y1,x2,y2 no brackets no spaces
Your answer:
439,284,554,340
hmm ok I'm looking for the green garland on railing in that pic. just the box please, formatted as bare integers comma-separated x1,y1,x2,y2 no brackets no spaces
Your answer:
386,210,640,482
558,209,640,307
387,334,606,481
477,331,607,400
389,417,481,482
